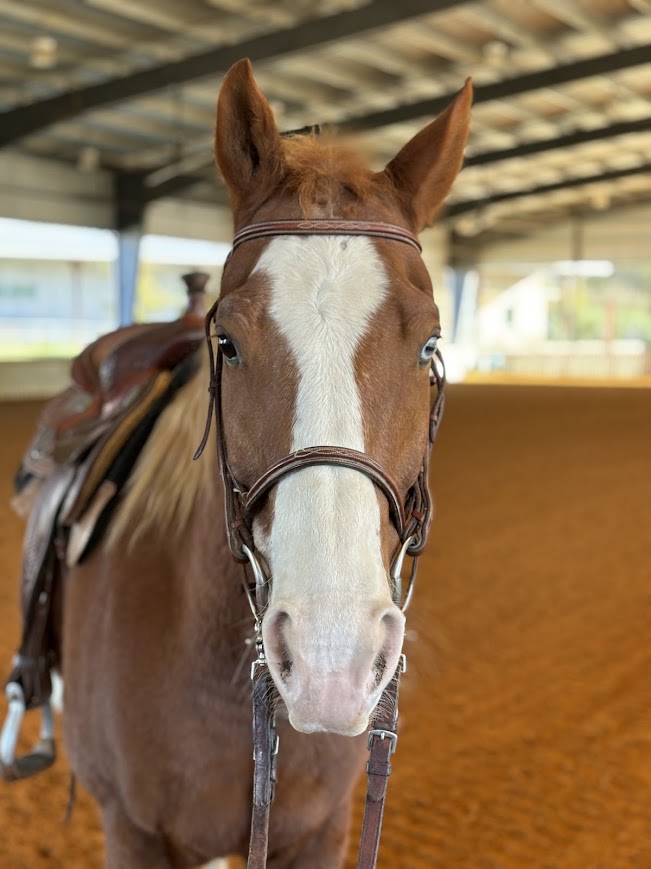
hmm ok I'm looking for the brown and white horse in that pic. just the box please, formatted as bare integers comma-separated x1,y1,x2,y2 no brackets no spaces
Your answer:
63,59,471,867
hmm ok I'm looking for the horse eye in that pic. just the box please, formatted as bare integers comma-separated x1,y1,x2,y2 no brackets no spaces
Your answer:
419,335,439,365
217,333,240,364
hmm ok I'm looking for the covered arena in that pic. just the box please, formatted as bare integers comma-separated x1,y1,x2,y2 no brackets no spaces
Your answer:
1,1,650,867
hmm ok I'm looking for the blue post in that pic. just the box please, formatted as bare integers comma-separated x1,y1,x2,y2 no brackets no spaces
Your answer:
116,226,141,326
114,170,147,327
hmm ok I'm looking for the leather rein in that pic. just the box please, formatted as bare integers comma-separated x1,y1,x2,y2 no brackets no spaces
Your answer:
194,218,446,869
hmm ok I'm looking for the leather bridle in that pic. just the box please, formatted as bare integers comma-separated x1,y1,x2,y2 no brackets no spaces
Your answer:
194,218,446,869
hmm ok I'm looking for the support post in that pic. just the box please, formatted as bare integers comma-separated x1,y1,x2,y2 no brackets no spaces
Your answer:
116,228,142,326
114,171,147,326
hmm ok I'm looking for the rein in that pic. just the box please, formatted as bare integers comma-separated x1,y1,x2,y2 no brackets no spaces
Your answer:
194,218,446,868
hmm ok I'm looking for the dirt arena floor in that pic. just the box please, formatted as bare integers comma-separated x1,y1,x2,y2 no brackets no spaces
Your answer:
0,384,650,868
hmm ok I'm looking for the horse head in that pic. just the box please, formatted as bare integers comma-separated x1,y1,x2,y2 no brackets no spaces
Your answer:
212,59,471,736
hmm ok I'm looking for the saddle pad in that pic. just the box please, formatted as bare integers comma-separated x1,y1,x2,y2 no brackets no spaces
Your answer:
59,370,172,528
62,351,201,565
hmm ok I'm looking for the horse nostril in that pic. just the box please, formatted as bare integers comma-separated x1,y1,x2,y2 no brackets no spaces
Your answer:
364,608,405,695
380,608,405,670
264,608,293,682
371,649,387,688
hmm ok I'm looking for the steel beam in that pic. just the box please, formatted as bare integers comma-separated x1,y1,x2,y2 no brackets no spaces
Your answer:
446,164,651,218
464,117,651,168
114,171,148,231
0,0,466,147
135,114,651,211
146,115,651,198
344,44,651,131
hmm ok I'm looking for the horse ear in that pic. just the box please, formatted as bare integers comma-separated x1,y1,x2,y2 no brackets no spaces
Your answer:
381,79,473,231
215,58,282,210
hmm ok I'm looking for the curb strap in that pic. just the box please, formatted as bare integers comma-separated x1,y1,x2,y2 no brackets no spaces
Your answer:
357,663,402,869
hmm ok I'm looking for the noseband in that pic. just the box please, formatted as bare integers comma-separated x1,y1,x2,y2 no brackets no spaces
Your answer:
194,218,446,869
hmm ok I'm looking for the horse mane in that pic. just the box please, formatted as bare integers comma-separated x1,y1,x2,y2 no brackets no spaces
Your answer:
279,134,392,216
107,348,215,550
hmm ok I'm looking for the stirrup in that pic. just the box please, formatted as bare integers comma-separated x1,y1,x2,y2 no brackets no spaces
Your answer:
0,682,56,781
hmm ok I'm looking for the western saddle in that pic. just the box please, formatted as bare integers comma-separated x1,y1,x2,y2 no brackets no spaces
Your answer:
0,272,209,781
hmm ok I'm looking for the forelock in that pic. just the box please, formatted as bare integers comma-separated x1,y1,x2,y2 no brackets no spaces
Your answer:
280,134,391,216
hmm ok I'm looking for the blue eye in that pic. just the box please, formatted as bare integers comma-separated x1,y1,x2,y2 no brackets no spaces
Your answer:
420,335,439,364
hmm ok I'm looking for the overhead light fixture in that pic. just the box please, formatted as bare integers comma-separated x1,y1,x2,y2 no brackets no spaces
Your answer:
30,35,58,70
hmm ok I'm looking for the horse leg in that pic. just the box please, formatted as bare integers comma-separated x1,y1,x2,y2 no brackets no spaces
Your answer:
101,801,178,869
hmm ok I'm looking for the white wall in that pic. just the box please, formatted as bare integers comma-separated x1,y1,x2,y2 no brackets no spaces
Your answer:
146,198,232,243
479,203,651,265
0,359,71,399
0,151,232,243
0,151,114,228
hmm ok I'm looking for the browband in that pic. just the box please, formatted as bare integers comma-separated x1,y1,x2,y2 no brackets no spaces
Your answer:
232,219,422,253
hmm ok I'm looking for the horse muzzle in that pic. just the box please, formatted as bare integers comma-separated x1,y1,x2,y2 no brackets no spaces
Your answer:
262,600,405,736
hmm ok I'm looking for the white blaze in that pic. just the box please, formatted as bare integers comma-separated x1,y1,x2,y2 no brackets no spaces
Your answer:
255,235,390,667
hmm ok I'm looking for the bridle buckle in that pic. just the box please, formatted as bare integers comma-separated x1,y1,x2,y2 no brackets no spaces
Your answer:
367,728,398,755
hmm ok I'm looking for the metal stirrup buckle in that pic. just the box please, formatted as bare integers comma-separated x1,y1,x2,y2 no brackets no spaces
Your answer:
250,657,267,681
367,729,398,754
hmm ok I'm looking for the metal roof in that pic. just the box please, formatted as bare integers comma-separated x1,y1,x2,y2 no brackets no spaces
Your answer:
1,0,650,246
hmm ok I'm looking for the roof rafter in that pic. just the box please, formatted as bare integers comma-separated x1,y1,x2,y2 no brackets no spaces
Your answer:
464,117,651,167
146,46,651,192
446,164,651,218
134,87,651,208
0,0,467,148
344,44,651,131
